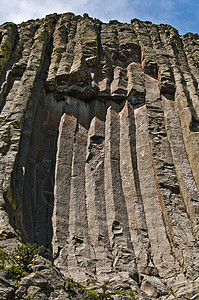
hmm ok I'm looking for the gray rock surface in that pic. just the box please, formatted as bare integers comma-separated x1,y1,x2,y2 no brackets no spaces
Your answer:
0,13,199,298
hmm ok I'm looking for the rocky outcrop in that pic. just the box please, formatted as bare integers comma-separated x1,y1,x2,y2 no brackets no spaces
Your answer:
0,13,199,299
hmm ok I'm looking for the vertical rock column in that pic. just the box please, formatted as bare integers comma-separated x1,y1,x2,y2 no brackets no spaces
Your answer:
85,116,112,281
0,14,57,237
159,27,199,189
66,120,95,282
53,108,96,282
134,103,177,278
119,101,150,275
163,97,199,238
144,72,199,279
53,113,77,254
104,106,136,278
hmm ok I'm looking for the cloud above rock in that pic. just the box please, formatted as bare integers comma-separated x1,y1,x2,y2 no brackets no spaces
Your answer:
0,0,199,34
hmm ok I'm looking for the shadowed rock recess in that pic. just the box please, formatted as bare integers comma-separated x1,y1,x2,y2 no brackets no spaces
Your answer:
0,12,199,299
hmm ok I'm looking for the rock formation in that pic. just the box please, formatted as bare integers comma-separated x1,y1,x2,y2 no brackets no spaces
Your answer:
0,12,199,299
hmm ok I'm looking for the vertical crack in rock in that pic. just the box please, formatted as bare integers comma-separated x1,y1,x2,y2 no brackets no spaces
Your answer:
145,73,199,279
159,26,199,190
134,104,178,278
0,15,59,243
163,97,199,233
85,116,113,282
53,113,77,255
104,105,137,278
66,120,94,282
119,101,151,277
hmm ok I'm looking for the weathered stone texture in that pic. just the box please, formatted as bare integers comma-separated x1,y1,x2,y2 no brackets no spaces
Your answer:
0,13,199,298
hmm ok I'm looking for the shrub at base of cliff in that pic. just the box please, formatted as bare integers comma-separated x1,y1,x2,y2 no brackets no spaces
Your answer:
0,243,40,278
86,289,136,300
65,278,137,299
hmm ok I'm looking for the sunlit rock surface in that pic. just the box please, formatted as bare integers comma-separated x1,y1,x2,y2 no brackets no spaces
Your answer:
0,13,199,299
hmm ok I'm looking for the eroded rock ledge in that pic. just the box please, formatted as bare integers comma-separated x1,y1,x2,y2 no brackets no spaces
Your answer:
0,12,199,299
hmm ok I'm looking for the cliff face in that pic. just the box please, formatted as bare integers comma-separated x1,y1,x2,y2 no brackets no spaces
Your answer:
0,13,199,299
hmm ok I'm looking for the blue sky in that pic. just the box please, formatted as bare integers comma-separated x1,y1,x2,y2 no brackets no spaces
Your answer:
1,0,198,35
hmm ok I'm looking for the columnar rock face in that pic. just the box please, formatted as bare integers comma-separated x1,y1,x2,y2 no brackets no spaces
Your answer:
0,13,199,299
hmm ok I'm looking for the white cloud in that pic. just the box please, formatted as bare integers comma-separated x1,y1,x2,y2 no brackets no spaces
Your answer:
0,0,130,24
0,0,198,34
0,0,86,24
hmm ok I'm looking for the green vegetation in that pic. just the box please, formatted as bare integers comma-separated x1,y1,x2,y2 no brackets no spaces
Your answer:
0,240,137,298
0,22,16,29
86,289,100,299
65,277,136,299
86,279,97,286
113,289,136,298
86,288,136,299
101,280,109,292
0,26,16,75
0,243,41,278
65,277,85,292
86,290,114,299
0,126,12,156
